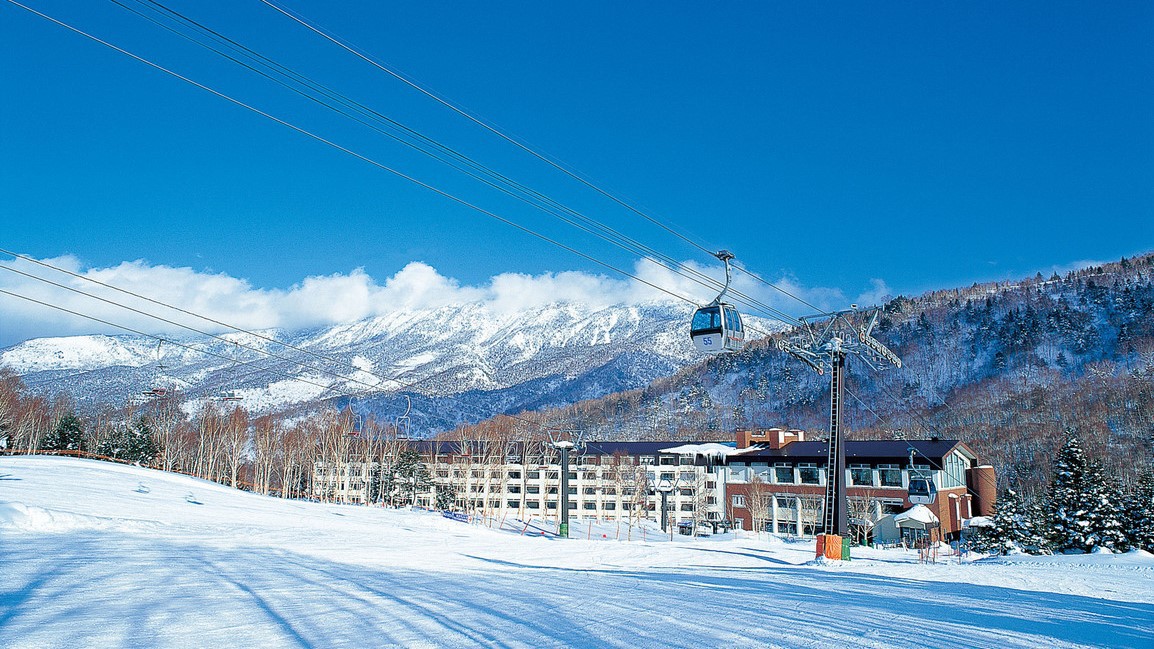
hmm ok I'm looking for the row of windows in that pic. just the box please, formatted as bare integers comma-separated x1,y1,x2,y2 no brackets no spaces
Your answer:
437,469,706,481
435,454,699,466
460,500,701,512
732,463,927,488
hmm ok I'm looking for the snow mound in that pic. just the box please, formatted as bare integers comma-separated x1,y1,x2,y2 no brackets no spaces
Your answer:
0,501,155,534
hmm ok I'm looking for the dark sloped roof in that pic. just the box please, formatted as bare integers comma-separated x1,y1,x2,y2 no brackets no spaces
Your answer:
731,439,975,463
409,440,728,457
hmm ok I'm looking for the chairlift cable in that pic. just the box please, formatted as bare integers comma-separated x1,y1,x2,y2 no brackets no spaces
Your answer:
107,0,797,324
257,0,822,320
259,0,718,260
15,1,801,331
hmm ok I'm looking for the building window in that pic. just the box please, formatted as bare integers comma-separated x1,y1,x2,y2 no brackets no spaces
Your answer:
775,496,794,509
506,500,520,508
507,471,521,479
640,456,655,465
679,488,694,497
659,456,676,466
526,501,540,509
583,502,597,510
546,501,558,510
732,494,747,507
547,486,558,495
584,487,597,495
568,472,578,480
604,502,616,511
799,463,820,485
603,487,617,495
679,471,696,481
568,502,577,510
878,464,902,487
508,485,521,494
679,456,693,465
546,471,559,480
526,486,540,495
774,463,793,483
567,487,578,495
850,464,873,486
660,472,675,481
527,471,540,480
680,503,694,511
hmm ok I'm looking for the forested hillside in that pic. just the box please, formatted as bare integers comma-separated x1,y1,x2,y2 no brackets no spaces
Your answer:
463,254,1154,494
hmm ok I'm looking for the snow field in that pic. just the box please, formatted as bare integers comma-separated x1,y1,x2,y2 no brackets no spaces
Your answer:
2,456,1152,648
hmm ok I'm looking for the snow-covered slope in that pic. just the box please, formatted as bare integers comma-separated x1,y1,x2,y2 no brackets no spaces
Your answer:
1,300,761,430
1,456,1151,648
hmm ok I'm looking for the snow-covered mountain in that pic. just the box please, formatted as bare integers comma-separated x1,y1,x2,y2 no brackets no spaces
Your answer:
1,300,776,432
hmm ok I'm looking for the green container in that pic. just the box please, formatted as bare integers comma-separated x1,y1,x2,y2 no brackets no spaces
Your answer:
558,523,569,538
841,537,851,561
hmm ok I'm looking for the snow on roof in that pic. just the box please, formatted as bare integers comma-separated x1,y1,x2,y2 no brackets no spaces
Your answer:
965,516,994,528
658,443,739,459
894,504,940,527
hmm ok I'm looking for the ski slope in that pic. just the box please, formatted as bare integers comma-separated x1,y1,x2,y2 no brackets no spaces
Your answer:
2,457,1152,648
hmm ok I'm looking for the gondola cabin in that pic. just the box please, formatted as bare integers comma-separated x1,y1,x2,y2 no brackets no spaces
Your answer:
907,477,937,505
690,304,746,354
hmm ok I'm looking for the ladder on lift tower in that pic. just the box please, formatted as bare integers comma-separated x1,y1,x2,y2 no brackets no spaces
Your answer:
823,352,844,534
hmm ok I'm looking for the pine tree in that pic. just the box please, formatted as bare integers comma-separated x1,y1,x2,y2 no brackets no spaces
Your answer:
1083,464,1129,552
1049,435,1094,552
1125,470,1154,552
42,413,86,451
1048,434,1128,553
96,419,158,465
435,483,458,511
975,489,1050,555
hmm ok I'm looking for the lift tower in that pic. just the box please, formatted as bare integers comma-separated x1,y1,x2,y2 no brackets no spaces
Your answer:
775,308,901,537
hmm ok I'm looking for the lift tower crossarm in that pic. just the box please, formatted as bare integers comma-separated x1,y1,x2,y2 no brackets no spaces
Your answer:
773,308,902,542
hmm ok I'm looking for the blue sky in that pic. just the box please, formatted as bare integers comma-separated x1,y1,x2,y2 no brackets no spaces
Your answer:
2,1,1152,345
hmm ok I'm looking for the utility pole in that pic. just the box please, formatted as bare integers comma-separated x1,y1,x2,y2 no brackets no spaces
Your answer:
776,308,901,540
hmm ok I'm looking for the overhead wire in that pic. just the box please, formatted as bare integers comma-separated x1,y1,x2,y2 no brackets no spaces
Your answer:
3,1,817,433
0,262,393,394
6,1,794,350
105,0,803,328
6,0,717,309
258,0,719,260
251,0,820,324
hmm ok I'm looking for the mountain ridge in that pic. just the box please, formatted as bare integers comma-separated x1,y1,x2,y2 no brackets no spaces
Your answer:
1,299,779,431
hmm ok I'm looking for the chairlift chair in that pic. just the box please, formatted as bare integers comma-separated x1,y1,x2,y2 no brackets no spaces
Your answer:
907,476,938,505
689,250,746,354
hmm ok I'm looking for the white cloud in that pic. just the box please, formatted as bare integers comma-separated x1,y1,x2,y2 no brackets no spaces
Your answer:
0,254,868,347
855,279,893,308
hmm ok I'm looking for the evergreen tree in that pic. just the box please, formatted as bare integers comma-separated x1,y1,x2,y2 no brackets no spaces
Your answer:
974,489,1050,555
42,413,86,451
366,463,383,504
1048,434,1129,553
394,449,432,506
97,418,159,465
1125,470,1154,552
1082,464,1130,552
435,483,458,511
1048,435,1094,552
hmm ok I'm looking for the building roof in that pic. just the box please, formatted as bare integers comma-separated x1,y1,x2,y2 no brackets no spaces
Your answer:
730,439,976,464
409,439,731,458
